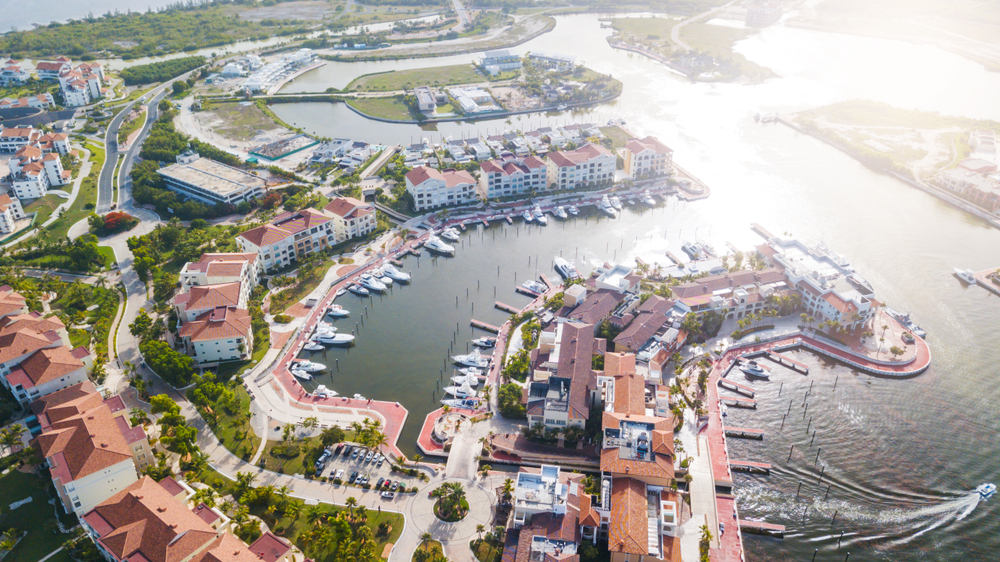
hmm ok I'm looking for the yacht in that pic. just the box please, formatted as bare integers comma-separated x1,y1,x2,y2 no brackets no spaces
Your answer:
567,205,580,216
443,380,477,398
424,235,456,255
738,358,770,379
291,370,313,382
292,360,325,373
884,307,927,339
335,288,347,298
374,268,393,286
359,274,387,293
554,256,580,280
458,367,485,377
348,284,370,297
353,393,366,400
440,227,461,242
441,398,481,409
316,333,356,346
642,190,657,206
451,372,481,385
681,241,704,260
471,337,496,349
609,196,622,211
847,273,875,295
521,280,548,295
326,304,350,318
954,268,977,284
598,195,617,218
313,385,338,399
303,341,324,352
533,206,548,226
522,209,534,223
453,348,490,368
381,264,411,283
553,206,568,220
977,483,996,499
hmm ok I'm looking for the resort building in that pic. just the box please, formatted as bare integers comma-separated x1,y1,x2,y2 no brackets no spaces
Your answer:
174,282,245,323
236,208,337,272
0,59,29,86
34,381,150,516
526,321,598,431
3,126,72,199
528,51,577,71
670,268,786,321
478,156,547,199
0,193,26,234
0,93,56,110
611,295,678,353
35,57,73,80
624,136,673,179
414,86,438,112
243,48,314,93
158,151,268,206
58,62,105,107
179,252,261,297
480,49,522,75
404,166,477,211
546,143,616,190
324,196,377,241
178,306,254,364
594,263,642,294
939,167,1000,212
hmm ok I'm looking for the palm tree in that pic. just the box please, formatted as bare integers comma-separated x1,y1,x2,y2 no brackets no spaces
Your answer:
421,532,433,542
306,505,325,528
476,524,486,540
345,496,358,518
479,464,492,479
370,430,388,457
284,499,303,520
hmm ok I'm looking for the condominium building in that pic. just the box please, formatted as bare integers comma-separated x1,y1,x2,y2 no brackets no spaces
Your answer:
236,208,336,272
324,196,377,241
58,62,105,107
0,194,25,234
0,59,29,86
179,252,261,299
478,156,546,199
526,321,597,430
34,57,73,80
158,151,268,206
404,166,477,211
624,136,673,179
3,126,71,199
0,93,56,110
178,306,254,364
546,143,616,190
174,282,245,323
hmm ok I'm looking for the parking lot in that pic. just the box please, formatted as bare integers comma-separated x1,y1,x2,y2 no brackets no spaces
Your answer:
315,443,419,499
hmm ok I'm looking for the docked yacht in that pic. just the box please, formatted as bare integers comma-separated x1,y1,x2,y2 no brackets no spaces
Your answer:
598,195,617,218
471,337,496,349
642,190,657,206
335,288,347,298
521,280,548,295
303,341,324,352
316,333,356,346
609,196,622,211
522,209,534,223
326,304,350,318
443,380,478,398
458,367,485,377
681,241,704,260
359,273,387,293
348,284,370,297
424,235,456,256
453,348,490,368
381,264,411,283
977,483,996,499
291,370,313,382
568,205,580,216
533,206,548,225
553,206,568,220
441,398,480,409
314,385,338,399
451,372,481,385
554,256,580,280
374,268,393,286
954,268,977,284
847,273,875,295
292,360,325,373
738,358,770,379
440,227,461,242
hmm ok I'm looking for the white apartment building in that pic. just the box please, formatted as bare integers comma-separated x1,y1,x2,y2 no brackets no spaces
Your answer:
0,59,29,86
546,143,616,190
624,136,673,179
0,93,56,110
178,306,253,364
0,194,25,234
158,151,268,206
324,196,377,241
512,465,570,527
34,57,73,80
404,166,477,211
237,208,337,272
58,62,105,107
179,252,261,296
478,155,547,199
174,282,245,324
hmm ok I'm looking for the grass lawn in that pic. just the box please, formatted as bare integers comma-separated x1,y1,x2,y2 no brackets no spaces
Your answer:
346,96,422,122
262,501,403,562
262,435,322,475
200,385,261,461
471,538,502,562
678,22,776,81
413,540,444,562
36,142,105,245
269,258,336,314
205,101,282,141
608,16,681,40
23,193,63,226
117,108,146,144
0,469,70,562
599,125,633,149
349,64,485,92
214,334,270,380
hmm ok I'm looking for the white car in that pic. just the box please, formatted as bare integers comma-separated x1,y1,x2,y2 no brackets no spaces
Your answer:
334,469,344,479
381,491,394,499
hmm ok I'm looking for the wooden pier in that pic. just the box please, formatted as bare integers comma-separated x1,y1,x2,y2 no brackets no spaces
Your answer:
505,216,514,225
972,268,1000,296
390,259,403,267
457,222,467,231
540,274,556,289
495,301,521,314
738,520,785,538
751,222,775,241
730,460,771,474
470,319,500,333
724,427,764,440
762,350,808,373
721,396,757,409
664,251,684,266
515,286,542,298
718,379,755,397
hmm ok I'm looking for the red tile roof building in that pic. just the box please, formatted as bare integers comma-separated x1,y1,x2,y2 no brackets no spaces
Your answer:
237,208,337,272
623,136,673,179
478,155,547,199
404,166,477,211
545,143,615,191
178,306,253,364
324,196,377,241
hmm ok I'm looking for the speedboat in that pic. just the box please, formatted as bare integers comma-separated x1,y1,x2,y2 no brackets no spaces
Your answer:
458,367,485,377
522,209,534,223
359,274,387,293
533,206,548,226
443,380,477,398
521,280,547,295
471,337,496,349
642,190,656,206
348,284,370,297
440,227,461,242
554,256,580,280
451,372,481,385
424,235,455,255
847,273,875,295
681,241,703,260
954,268,977,284
553,206,568,220
326,304,349,318
441,398,480,408
314,384,338,398
738,358,770,379
453,348,490,369
315,321,337,333
598,195,617,218
381,264,411,283
335,288,347,298
374,268,393,286
292,360,325,373
315,333,356,346
977,483,996,499
609,196,622,210
291,370,313,381
353,393,366,400
303,341,324,352
568,205,579,216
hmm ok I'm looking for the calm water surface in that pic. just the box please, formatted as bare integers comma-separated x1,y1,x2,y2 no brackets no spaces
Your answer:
278,15,1000,561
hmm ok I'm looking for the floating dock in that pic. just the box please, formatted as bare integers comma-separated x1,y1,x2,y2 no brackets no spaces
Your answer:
721,396,757,409
506,216,514,225
390,259,403,267
664,251,684,266
724,427,764,440
470,319,500,333
738,520,785,538
765,350,809,374
751,223,775,240
972,268,1000,296
719,379,755,397
540,273,556,289
495,301,521,314
515,286,542,298
729,460,771,474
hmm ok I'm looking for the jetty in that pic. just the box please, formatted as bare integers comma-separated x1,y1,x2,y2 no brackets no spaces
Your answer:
972,268,1000,296
738,520,785,538
729,460,771,474
664,251,684,266
718,378,755,397
540,273,556,289
470,319,500,333
751,222,775,240
721,396,757,409
515,286,542,297
724,427,764,440
764,350,809,374
494,301,521,314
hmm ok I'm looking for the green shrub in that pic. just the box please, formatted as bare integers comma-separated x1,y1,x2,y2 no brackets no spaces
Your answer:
273,314,293,324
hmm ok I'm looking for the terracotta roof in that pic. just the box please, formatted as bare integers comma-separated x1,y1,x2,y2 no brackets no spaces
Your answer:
611,370,646,415
600,412,674,480
83,476,221,562
249,531,292,562
11,346,85,386
178,283,242,311
822,292,859,315
613,309,670,352
36,61,65,71
179,306,252,342
115,415,147,445
193,532,261,562
158,476,186,499
0,328,60,365
204,262,246,278
30,380,102,428
603,352,636,379
324,196,373,219
608,477,648,555
547,143,612,168
671,268,785,299
238,224,292,247
192,503,221,525
557,322,596,418
579,495,600,527
0,311,65,335
0,286,27,318
625,136,673,156
567,290,623,325
405,166,476,187
185,253,258,274
36,402,133,482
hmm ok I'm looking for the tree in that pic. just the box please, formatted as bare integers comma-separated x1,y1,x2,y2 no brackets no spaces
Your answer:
476,524,485,540
150,394,179,415
320,426,346,446
234,471,257,498
479,464,492,479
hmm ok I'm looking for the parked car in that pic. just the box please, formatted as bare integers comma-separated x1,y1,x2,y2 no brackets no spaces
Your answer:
372,453,381,464
390,481,399,492
377,457,384,467
334,469,344,480
381,491,394,499
352,448,360,459
365,451,373,463
349,471,359,484
335,444,344,455
376,477,385,489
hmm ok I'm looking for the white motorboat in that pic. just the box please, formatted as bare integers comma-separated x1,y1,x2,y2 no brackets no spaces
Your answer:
568,205,579,216
424,235,455,255
553,206,568,220
353,393,366,400
440,227,461,242
315,333,356,346
335,288,347,298
453,348,490,369
533,206,548,226
598,195,617,218
458,367,485,377
359,274,387,293
521,280,547,295
681,241,704,260
441,398,480,408
554,256,580,280
451,372,481,385
642,190,657,206
610,196,622,210
313,384,338,398
381,264,411,283
847,273,875,295
292,370,313,381
374,268,393,286
314,322,337,334
522,209,534,223
303,341,324,352
348,284,370,296
471,337,496,349
443,380,477,398
954,268,977,284
738,358,770,379
977,483,996,499
292,360,325,373
326,304,350,318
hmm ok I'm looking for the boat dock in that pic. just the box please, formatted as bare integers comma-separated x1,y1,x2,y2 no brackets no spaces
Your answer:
751,223,775,240
718,379,755,397
664,251,684,266
540,274,556,289
457,222,467,231
390,259,404,267
505,215,514,225
470,319,500,333
738,520,785,538
729,460,771,474
724,427,764,440
721,396,757,409
515,286,542,298
764,350,809,374
972,268,1000,296
495,301,521,314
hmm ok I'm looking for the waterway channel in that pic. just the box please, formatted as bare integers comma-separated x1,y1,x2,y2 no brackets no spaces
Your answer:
274,14,1000,561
